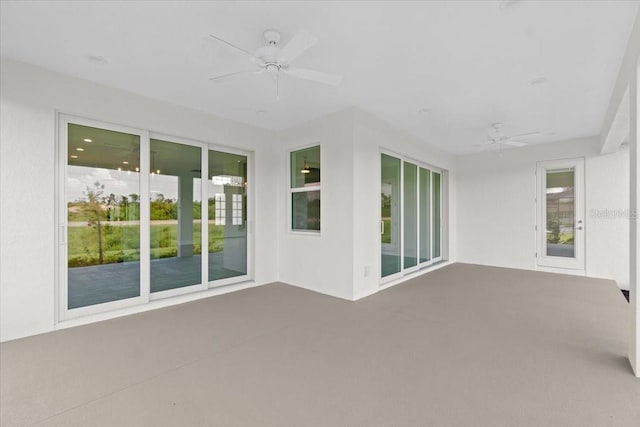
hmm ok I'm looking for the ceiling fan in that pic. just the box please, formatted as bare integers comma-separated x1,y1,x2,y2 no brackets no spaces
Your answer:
208,29,343,100
475,123,539,150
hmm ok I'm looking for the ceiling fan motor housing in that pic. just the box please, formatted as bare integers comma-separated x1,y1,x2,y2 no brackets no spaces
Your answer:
263,29,281,45
256,30,281,64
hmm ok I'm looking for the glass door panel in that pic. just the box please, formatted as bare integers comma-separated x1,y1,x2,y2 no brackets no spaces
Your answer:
403,162,418,269
537,159,584,270
381,154,402,277
433,172,441,259
149,139,202,293
419,167,431,263
208,150,248,282
66,123,141,309
545,168,575,258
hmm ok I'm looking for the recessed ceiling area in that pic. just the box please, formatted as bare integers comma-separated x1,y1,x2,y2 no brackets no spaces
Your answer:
1,1,637,154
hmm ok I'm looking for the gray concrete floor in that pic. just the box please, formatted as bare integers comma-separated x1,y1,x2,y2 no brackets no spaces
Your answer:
1,263,638,426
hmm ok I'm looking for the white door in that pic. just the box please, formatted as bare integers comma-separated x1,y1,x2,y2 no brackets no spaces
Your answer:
536,158,585,271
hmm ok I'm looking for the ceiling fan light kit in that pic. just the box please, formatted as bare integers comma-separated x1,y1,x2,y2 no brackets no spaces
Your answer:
208,29,343,100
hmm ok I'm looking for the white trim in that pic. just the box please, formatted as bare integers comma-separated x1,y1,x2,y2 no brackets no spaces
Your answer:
140,129,151,303
247,150,255,280
201,143,209,288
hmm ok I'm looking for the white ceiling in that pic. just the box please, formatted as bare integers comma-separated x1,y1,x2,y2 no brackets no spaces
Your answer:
1,1,638,154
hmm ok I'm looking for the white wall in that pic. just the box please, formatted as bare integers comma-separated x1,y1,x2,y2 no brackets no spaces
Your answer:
0,58,279,342
275,109,356,300
351,110,456,300
0,59,460,341
456,137,630,288
274,108,457,301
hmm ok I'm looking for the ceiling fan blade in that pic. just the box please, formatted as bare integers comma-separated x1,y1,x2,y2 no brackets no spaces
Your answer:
283,67,342,86
506,131,539,139
208,70,253,82
502,140,528,147
276,30,318,65
209,34,265,66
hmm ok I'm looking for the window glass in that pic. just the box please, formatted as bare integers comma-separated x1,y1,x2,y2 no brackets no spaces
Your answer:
381,154,401,277
66,123,140,308
290,146,320,231
403,162,418,269
419,167,431,263
208,150,247,281
292,191,321,231
545,169,575,258
433,172,441,258
149,139,202,293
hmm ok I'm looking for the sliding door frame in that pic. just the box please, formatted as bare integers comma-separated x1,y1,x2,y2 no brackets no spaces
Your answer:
380,150,404,282
206,142,254,289
379,149,445,285
56,114,253,322
146,133,207,301
57,114,150,321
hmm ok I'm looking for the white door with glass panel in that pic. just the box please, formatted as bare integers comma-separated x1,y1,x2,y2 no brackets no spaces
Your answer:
536,158,585,271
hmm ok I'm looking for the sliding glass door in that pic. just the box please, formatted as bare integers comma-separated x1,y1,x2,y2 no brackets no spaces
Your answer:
381,154,401,277
59,115,251,319
433,171,441,259
381,153,443,282
419,167,431,263
403,162,418,270
65,123,143,310
208,150,248,282
149,139,202,294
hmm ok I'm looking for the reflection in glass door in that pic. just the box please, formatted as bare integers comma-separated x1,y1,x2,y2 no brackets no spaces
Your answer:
545,168,575,258
433,172,441,259
404,162,418,269
65,123,141,309
381,154,401,277
208,150,248,282
419,167,431,263
149,139,202,293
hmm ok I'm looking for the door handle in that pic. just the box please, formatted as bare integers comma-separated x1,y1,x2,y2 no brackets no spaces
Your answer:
380,220,384,235
577,226,583,230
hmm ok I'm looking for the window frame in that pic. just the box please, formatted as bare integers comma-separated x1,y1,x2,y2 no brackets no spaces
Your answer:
287,143,322,235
